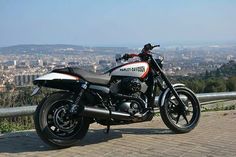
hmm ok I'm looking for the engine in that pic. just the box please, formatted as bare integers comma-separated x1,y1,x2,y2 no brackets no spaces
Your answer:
110,77,148,95
110,77,148,114
120,78,141,94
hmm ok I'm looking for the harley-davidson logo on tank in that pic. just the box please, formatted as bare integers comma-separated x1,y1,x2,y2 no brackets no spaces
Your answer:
111,62,149,78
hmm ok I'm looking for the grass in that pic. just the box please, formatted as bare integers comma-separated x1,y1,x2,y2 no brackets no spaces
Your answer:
0,120,34,134
0,116,34,134
201,104,236,112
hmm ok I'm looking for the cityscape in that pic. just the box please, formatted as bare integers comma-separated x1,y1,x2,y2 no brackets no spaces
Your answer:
0,43,235,92
0,0,236,155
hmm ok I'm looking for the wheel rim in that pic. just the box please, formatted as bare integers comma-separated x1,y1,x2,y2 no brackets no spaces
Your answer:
46,100,83,138
165,91,199,128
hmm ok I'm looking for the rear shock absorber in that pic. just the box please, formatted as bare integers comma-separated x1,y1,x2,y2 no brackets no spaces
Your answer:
70,82,88,115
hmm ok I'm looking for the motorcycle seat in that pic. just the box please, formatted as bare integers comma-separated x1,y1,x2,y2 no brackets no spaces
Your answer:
52,67,111,85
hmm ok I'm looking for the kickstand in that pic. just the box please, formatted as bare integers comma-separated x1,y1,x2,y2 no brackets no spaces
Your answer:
104,108,111,134
103,99,112,134
104,124,110,134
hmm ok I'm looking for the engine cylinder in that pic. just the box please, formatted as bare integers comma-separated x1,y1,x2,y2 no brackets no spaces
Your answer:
120,78,141,94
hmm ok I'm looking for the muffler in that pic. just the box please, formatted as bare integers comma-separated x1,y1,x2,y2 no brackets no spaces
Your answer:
79,106,133,120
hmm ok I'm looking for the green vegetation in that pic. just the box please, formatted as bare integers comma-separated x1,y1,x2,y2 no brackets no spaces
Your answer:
201,104,236,112
177,77,236,93
0,116,34,133
175,61,236,93
1,61,236,133
0,86,57,108
0,87,57,133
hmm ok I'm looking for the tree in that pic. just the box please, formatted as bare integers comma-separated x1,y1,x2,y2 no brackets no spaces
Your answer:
215,68,221,77
185,80,205,93
204,79,226,93
205,70,210,79
226,77,236,91
5,82,14,91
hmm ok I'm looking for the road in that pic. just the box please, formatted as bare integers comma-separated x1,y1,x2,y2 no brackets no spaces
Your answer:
0,110,236,157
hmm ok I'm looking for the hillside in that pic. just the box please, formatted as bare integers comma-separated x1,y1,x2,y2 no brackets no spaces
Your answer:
0,44,85,55
0,44,129,55
206,60,236,78
174,60,236,93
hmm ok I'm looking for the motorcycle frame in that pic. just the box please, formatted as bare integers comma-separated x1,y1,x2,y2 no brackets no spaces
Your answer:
32,50,187,125
72,53,186,121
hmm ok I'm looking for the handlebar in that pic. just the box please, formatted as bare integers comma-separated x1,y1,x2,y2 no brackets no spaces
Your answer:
142,43,160,52
116,43,160,62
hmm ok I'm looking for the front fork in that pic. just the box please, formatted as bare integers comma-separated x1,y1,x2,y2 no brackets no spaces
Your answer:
157,66,187,113
159,78,189,123
151,57,187,111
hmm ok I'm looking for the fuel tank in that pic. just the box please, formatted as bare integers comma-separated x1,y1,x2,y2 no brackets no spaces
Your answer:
110,62,149,78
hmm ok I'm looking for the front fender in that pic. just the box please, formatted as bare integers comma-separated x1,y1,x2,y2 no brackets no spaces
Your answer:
158,83,185,107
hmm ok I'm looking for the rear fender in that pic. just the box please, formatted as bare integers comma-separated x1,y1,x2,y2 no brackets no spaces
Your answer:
33,72,81,91
158,83,185,107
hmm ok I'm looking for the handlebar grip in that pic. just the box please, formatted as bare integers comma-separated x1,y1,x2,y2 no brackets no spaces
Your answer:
143,43,160,51
153,45,160,48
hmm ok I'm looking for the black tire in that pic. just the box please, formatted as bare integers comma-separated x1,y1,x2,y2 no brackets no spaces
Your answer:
34,91,90,148
160,87,201,133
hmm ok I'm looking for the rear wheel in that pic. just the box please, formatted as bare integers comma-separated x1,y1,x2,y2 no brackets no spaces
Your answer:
34,92,90,148
160,87,200,133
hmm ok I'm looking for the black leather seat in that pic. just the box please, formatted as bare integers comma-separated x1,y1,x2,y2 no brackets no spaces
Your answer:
52,67,111,85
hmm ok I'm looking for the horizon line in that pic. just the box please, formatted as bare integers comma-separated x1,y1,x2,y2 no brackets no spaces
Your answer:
1,40,236,48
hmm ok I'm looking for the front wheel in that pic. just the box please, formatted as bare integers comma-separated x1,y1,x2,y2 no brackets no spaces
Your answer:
160,87,201,133
34,92,90,148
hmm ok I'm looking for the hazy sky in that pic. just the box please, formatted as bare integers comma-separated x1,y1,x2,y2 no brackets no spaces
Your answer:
0,0,236,47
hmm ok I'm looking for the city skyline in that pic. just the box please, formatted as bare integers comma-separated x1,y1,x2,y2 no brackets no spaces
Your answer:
0,0,236,47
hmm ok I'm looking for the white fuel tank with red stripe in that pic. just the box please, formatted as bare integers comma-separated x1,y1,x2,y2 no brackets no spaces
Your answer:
110,62,149,78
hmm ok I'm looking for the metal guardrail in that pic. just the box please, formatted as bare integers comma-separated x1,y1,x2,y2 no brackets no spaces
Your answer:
196,92,236,102
0,92,236,118
0,106,36,118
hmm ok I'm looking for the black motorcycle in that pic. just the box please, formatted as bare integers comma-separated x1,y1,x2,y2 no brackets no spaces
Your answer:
32,43,201,148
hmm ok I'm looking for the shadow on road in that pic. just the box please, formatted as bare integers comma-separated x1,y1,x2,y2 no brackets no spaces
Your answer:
0,127,172,153
114,128,173,135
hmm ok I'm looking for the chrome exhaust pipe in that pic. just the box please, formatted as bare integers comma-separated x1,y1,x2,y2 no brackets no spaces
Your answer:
80,106,133,120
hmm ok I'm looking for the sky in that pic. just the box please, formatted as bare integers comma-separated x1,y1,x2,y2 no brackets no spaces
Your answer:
0,0,236,47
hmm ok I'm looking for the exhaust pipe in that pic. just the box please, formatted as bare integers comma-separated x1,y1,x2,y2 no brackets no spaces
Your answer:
77,94,149,121
80,106,133,120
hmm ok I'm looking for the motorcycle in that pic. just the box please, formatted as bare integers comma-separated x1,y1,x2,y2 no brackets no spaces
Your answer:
32,43,201,148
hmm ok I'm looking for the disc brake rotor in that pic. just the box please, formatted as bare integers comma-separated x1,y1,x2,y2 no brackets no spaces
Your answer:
53,106,78,132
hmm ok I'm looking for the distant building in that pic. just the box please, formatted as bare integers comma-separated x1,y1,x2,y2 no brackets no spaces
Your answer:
93,65,97,73
29,60,43,67
13,60,17,66
0,85,5,92
38,59,44,66
14,74,40,86
68,62,79,66
4,61,15,66
99,60,109,65
226,55,234,61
